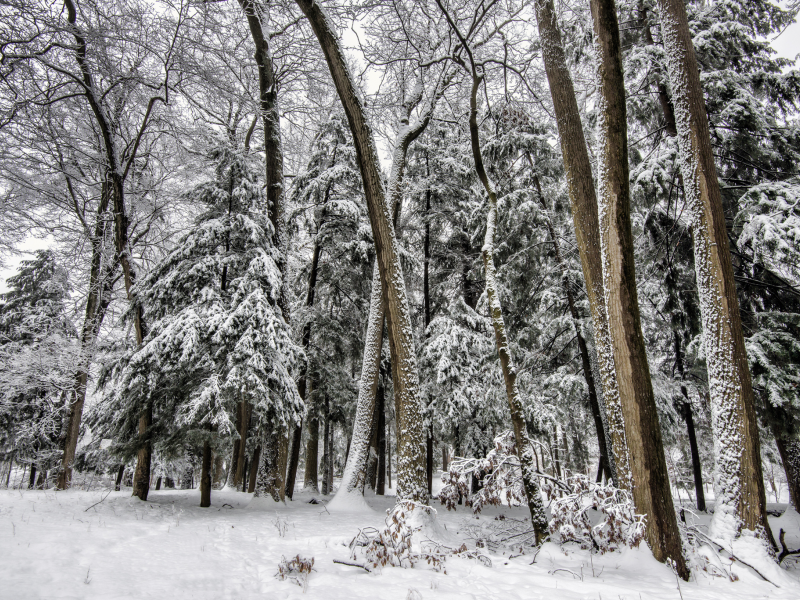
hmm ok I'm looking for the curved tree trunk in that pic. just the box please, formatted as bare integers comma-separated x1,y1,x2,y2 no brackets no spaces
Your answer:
533,0,629,487
655,0,774,547
460,67,548,542
591,0,687,576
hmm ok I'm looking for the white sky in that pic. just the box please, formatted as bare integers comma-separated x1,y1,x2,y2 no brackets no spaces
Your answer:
2,11,800,293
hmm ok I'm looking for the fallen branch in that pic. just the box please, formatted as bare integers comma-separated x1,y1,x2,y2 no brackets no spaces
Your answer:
333,558,369,571
84,490,111,512
689,527,779,587
779,529,800,564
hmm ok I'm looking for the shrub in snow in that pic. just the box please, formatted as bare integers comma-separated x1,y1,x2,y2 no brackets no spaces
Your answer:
438,431,528,513
549,474,645,553
275,555,314,590
348,501,490,574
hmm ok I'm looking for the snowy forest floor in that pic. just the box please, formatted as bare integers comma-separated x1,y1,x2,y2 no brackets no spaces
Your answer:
1,479,799,600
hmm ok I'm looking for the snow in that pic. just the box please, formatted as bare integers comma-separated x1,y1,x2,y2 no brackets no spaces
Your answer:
2,483,799,599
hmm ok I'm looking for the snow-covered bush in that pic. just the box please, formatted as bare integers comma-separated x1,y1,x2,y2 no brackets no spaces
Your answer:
275,555,314,590
348,501,490,574
549,474,645,553
438,430,527,513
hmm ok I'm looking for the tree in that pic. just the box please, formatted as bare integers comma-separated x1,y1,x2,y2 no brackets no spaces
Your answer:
655,0,775,547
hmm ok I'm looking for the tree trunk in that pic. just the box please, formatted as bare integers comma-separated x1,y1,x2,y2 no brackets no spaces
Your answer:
304,404,319,492
115,465,124,491
132,406,152,500
254,417,287,501
327,416,335,494
674,331,706,511
321,404,331,495
235,401,251,488
655,0,774,548
155,476,162,491
200,440,212,507
248,446,261,494
534,0,629,487
387,424,392,488
297,0,428,502
212,454,225,489
461,71,548,542
227,402,243,489
285,421,302,499
773,428,800,510
426,430,434,496
591,0,687,576
442,446,448,473
28,465,37,489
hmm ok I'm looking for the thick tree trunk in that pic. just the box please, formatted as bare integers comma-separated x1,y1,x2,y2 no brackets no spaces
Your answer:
326,416,334,494
460,69,547,543
241,456,249,492
247,446,260,493
200,440,212,507
254,418,287,501
285,422,302,499
297,0,428,502
212,454,225,489
234,401,251,488
303,406,319,492
591,0,687,576
655,0,773,547
534,0,629,487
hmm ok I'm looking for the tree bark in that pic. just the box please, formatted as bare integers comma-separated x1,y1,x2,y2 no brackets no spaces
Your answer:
674,331,706,511
28,465,36,489
285,422,302,499
115,465,124,492
227,402,243,489
591,0,687,576
200,440,212,507
655,0,774,547
377,392,386,495
296,0,428,502
321,407,330,496
248,446,261,494
534,0,629,487
303,403,319,492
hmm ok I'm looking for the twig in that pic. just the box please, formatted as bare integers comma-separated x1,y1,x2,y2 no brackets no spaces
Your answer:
333,559,369,571
690,527,779,587
84,490,111,512
549,568,581,580
779,529,800,564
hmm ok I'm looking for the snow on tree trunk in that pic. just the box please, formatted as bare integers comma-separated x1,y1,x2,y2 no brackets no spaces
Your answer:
254,416,287,502
298,0,432,503
655,0,773,546
533,0,629,487
591,0,687,577
303,404,319,492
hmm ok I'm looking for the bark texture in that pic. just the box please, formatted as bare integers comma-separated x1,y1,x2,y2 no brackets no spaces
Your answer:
655,0,773,545
533,0,629,486
591,0,687,576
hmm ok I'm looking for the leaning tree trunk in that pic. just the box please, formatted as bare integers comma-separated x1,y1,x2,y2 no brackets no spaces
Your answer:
462,69,548,543
591,0,687,577
534,0,628,487
655,0,774,547
297,0,428,502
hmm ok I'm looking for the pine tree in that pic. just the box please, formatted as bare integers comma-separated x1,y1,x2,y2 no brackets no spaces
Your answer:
94,143,301,506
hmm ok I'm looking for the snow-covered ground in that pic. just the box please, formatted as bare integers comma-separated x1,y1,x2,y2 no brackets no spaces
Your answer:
1,480,799,600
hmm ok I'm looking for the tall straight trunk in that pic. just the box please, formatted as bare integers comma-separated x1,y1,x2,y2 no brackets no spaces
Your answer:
674,331,706,511
442,446,448,473
655,0,773,547
287,241,322,499
227,402,243,489
458,64,547,542
365,381,382,492
534,0,629,486
591,0,687,576
424,175,434,497
238,0,288,321
212,454,225,489
321,408,330,496
248,446,261,494
115,465,124,491
326,416,334,493
200,440,212,507
530,169,612,481
285,421,302,499
297,0,428,502
242,456,249,492
234,400,250,488
5,454,13,488
387,425,392,488
772,424,800,510
155,476,161,491
303,400,319,492
28,465,36,489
